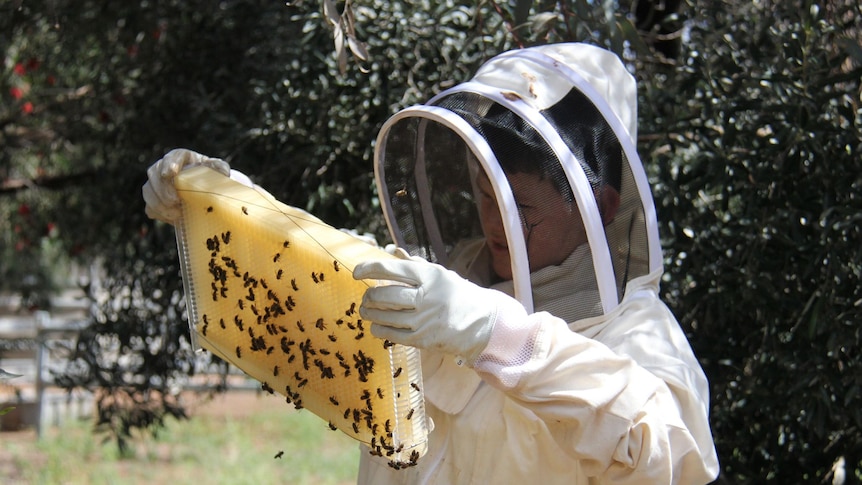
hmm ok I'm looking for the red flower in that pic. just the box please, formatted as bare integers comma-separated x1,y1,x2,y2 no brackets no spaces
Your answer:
13,63,26,76
18,204,30,216
21,102,34,114
10,86,23,99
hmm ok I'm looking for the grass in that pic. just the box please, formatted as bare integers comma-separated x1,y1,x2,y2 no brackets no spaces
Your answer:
0,391,359,485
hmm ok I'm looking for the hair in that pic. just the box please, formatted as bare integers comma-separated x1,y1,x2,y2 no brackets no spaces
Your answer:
542,89,623,194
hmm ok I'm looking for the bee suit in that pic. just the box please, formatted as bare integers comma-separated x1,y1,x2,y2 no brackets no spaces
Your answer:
354,43,719,484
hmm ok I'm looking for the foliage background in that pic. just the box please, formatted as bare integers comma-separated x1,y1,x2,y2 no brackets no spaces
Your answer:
1,0,860,483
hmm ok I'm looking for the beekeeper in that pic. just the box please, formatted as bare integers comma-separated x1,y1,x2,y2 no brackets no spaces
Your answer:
143,42,719,484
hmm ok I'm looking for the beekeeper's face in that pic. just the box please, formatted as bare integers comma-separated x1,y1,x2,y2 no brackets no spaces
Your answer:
476,170,586,280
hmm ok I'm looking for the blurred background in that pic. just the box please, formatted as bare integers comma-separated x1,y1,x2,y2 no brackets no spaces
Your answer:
1,0,860,483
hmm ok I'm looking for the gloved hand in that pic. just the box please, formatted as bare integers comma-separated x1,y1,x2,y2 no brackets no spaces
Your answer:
142,148,230,224
353,256,526,365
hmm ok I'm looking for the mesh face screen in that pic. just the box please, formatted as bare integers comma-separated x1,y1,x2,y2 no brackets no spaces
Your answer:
173,166,427,467
378,88,653,320
541,89,650,298
432,92,606,317
380,117,486,266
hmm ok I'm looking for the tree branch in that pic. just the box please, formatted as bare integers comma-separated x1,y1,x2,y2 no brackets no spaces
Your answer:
0,170,97,195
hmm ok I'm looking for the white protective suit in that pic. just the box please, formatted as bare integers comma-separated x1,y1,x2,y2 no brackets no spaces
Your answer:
356,43,720,484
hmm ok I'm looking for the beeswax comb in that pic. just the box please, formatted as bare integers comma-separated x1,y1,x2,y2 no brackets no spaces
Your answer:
173,166,428,466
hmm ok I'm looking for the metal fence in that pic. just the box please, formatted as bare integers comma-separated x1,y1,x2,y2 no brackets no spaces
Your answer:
0,292,93,436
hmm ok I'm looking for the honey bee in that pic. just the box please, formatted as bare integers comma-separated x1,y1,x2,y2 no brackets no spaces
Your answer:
333,260,340,272
319,272,325,282
311,272,319,283
291,279,299,291
274,451,284,459
221,231,231,244
206,206,214,213
328,334,337,342
406,408,414,420
273,365,279,376
329,396,339,406
396,188,408,197
276,269,284,280
241,206,248,215
273,253,281,263
315,318,326,330
329,421,338,431
235,346,242,358
283,240,290,248
411,382,421,392
393,367,402,378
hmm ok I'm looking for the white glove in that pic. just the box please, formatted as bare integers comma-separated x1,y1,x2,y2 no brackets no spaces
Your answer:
353,257,526,365
142,148,230,224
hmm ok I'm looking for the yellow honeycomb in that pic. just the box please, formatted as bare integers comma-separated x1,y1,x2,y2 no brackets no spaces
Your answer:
173,166,427,467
